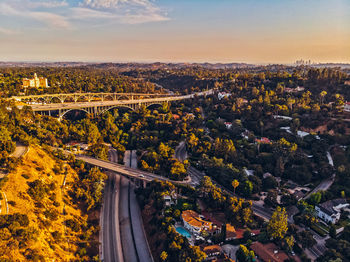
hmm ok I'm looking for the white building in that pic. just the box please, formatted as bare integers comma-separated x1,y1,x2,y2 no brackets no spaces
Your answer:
218,92,231,100
315,199,349,224
344,102,350,112
181,210,213,234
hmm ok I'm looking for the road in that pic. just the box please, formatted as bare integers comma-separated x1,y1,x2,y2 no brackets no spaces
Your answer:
100,149,123,262
124,150,137,169
75,154,189,184
10,142,28,158
187,166,204,186
120,150,153,262
119,177,139,262
304,151,336,199
174,141,187,162
251,203,272,221
188,164,274,221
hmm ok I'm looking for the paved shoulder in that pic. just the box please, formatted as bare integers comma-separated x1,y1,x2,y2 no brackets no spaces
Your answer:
129,184,153,262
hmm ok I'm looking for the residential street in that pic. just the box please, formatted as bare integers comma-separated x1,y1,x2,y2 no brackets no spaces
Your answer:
174,141,187,162
10,142,28,158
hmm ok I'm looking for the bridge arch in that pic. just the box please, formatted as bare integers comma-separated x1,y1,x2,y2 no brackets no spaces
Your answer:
99,105,134,115
75,94,91,102
103,94,115,101
117,95,131,100
145,102,166,110
59,108,90,119
49,96,63,104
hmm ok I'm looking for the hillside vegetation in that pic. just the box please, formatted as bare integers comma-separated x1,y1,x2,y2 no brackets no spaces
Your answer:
0,146,100,261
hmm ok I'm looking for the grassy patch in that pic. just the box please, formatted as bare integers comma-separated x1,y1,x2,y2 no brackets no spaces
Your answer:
311,223,328,237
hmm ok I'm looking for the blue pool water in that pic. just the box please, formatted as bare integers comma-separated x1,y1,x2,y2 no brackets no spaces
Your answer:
176,227,191,238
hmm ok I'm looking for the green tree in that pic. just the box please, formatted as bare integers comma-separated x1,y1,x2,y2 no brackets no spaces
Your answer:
285,235,295,251
329,225,337,239
309,192,322,206
236,244,254,262
160,251,168,261
267,206,288,239
232,179,239,195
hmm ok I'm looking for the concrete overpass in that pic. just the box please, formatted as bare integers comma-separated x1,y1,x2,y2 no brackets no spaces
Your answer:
12,89,214,119
76,155,190,186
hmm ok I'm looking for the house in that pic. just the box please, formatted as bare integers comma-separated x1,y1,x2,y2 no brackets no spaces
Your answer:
244,169,254,177
172,114,180,120
22,73,49,89
218,92,231,100
186,113,195,119
163,195,173,207
232,228,260,240
202,245,222,260
255,137,271,144
181,210,213,234
224,122,233,129
250,242,289,262
315,199,349,224
263,172,273,179
162,192,177,207
225,224,236,241
293,190,306,201
284,86,304,93
344,102,350,112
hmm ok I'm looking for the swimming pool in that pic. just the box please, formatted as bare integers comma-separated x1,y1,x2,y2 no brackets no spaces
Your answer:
176,227,191,238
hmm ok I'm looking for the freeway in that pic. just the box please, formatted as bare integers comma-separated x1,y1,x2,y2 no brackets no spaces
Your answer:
76,154,190,184
119,177,139,262
100,149,123,262
123,150,153,262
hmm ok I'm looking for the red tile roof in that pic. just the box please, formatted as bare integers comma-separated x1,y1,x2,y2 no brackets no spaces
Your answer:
250,242,288,262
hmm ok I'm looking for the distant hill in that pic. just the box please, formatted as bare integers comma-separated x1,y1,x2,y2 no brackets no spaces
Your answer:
0,61,256,69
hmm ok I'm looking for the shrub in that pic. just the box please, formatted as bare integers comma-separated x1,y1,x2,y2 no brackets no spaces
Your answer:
21,173,30,179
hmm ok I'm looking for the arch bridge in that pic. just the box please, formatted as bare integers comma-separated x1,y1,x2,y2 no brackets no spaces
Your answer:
12,90,214,119
11,92,172,104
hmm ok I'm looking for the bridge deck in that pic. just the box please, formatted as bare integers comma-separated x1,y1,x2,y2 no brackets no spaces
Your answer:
17,95,192,111
76,155,189,184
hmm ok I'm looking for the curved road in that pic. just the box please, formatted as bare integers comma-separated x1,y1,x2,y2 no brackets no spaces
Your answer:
10,142,28,158
174,141,187,162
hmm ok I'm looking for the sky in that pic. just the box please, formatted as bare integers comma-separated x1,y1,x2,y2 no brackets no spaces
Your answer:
0,0,349,64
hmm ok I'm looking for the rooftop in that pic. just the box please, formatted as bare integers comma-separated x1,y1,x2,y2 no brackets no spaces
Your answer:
250,242,289,262
182,210,213,230
318,198,348,216
203,245,222,255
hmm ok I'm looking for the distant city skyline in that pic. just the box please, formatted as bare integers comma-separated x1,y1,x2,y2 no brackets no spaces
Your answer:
0,0,349,63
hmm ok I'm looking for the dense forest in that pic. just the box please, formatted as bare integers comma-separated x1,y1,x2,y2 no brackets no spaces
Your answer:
0,64,350,261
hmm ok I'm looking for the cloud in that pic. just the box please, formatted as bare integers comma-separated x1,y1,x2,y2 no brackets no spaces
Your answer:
0,27,18,35
70,7,115,19
30,11,71,28
0,0,169,32
79,0,170,24
0,1,71,29
28,1,69,8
